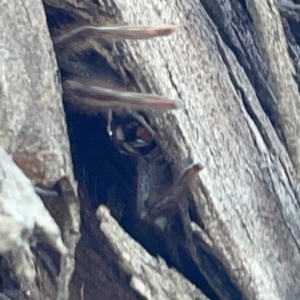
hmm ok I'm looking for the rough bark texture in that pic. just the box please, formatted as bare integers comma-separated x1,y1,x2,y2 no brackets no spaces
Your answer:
0,1,80,299
0,147,66,299
1,0,300,300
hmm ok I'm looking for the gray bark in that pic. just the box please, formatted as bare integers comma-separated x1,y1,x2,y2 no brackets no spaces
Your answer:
96,0,300,298
0,1,79,299
1,0,300,299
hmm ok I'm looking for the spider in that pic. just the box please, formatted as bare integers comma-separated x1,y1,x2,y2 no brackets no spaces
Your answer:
46,7,181,156
44,5,202,228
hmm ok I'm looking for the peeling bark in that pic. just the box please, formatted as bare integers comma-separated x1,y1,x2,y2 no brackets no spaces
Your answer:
0,1,79,299
98,1,300,298
1,0,300,300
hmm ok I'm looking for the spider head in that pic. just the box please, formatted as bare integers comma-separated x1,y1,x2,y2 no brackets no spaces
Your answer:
110,114,157,156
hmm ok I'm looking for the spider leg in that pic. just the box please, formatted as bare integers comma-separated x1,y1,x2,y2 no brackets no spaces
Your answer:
147,163,204,220
63,77,181,110
54,25,176,47
53,25,176,62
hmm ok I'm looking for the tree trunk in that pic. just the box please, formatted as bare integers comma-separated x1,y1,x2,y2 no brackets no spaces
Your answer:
1,0,300,300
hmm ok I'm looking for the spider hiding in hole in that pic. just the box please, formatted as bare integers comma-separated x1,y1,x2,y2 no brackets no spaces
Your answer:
45,5,203,228
47,7,181,156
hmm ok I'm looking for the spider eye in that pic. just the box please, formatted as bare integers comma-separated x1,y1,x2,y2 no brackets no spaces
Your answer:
122,121,141,142
111,117,156,156
135,125,153,143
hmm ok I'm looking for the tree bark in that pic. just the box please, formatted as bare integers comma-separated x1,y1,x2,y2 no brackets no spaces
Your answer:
0,1,79,299
1,0,300,300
